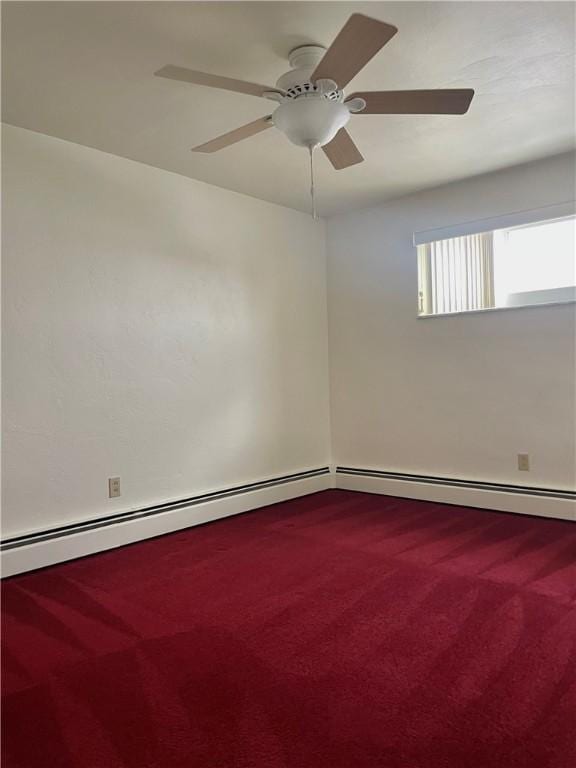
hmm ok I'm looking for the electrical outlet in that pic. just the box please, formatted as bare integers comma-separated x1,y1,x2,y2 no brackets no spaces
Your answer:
108,477,121,498
517,454,530,472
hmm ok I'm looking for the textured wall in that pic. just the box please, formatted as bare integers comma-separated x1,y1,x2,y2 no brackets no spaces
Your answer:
2,125,330,537
327,152,576,490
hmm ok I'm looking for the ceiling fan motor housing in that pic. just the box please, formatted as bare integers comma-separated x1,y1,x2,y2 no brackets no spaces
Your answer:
271,45,357,148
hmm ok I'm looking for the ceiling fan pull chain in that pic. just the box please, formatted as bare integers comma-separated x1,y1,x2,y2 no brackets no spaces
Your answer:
309,145,318,220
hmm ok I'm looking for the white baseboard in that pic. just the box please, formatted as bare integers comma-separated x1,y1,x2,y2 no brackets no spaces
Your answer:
336,471,576,522
1,469,332,577
5,466,572,577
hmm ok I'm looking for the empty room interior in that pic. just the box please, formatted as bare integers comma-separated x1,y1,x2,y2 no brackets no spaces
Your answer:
1,2,576,767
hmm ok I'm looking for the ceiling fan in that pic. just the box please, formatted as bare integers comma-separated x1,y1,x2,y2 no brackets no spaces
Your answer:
155,13,474,215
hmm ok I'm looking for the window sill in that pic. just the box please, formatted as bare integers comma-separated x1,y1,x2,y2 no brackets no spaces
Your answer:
417,299,576,319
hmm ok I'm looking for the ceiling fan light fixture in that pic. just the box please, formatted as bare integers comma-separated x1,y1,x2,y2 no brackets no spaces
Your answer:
272,97,350,148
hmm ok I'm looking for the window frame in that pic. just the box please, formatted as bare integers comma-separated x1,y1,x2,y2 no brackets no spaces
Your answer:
416,212,576,319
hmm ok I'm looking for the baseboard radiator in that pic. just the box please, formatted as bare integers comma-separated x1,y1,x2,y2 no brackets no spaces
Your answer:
1,467,332,577
4,464,573,577
336,466,576,522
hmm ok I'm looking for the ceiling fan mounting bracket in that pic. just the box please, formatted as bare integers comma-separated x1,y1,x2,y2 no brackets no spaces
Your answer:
276,45,334,95
288,45,327,71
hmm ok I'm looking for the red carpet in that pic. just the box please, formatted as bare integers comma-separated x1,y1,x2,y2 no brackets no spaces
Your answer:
2,489,576,768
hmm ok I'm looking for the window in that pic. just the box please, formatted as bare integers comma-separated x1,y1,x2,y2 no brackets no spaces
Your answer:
417,215,575,317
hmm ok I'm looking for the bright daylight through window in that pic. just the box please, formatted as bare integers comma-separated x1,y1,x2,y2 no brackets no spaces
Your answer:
417,216,576,316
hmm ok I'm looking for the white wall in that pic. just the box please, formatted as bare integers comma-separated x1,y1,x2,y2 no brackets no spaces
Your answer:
2,125,330,538
327,152,576,491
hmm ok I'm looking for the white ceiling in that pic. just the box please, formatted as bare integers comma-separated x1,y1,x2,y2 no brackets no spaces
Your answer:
2,1,575,216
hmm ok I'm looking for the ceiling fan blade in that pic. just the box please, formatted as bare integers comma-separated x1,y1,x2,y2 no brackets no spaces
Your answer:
322,128,364,170
192,116,273,153
155,65,280,99
350,89,475,114
312,14,398,89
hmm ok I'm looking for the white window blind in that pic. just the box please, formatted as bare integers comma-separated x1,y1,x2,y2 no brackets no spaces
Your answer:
418,232,495,315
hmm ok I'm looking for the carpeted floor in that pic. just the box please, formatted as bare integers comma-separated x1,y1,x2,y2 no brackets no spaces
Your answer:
2,489,576,768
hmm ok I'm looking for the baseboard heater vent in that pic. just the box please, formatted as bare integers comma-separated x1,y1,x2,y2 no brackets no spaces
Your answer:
1,467,330,552
336,467,576,501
